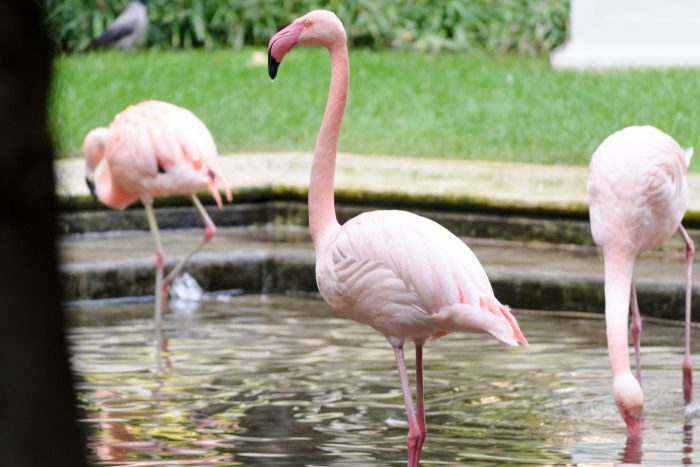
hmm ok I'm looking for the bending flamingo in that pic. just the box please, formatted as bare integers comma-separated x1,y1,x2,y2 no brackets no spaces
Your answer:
83,100,232,327
268,10,527,466
588,125,694,438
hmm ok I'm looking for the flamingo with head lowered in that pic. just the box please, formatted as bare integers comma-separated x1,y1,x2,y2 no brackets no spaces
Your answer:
588,125,695,438
268,10,528,466
83,100,232,330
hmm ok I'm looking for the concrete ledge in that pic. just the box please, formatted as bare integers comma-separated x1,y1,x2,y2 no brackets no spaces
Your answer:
57,152,700,218
60,200,700,253
61,248,700,322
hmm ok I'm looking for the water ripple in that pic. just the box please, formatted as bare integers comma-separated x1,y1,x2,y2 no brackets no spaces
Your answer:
68,295,700,466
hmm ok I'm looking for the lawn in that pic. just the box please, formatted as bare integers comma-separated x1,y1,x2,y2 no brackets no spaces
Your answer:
52,48,700,168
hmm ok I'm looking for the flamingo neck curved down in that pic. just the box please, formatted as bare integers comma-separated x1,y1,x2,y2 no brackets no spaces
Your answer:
603,248,635,376
95,159,138,210
309,44,348,248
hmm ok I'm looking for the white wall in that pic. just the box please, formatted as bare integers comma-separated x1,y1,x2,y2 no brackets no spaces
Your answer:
551,0,700,69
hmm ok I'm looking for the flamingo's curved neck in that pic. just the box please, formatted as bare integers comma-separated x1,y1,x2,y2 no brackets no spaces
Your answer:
603,248,635,376
309,44,348,247
84,127,109,179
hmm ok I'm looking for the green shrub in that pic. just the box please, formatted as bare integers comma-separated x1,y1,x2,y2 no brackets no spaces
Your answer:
43,0,568,55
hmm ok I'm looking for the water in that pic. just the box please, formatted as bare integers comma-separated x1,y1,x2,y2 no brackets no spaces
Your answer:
68,295,700,466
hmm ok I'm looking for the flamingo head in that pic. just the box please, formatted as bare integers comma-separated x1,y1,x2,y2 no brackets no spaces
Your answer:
268,10,346,79
82,127,109,199
613,372,644,438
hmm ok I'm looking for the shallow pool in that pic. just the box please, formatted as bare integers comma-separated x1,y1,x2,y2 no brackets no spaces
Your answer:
68,294,700,466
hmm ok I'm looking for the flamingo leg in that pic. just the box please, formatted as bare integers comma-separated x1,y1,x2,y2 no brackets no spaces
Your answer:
394,345,420,467
415,345,427,464
144,200,168,370
630,280,642,386
679,225,695,404
144,200,165,324
162,194,216,293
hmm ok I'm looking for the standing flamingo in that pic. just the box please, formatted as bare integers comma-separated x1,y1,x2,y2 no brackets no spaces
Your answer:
268,10,528,466
588,125,694,438
83,100,232,328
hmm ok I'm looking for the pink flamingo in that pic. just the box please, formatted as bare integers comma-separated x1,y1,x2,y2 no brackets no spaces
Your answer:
268,10,528,466
588,125,694,438
83,100,232,327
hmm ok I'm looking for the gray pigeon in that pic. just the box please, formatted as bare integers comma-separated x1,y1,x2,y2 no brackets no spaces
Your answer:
86,0,148,51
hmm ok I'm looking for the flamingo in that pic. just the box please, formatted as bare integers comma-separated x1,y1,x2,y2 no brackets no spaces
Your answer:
587,125,695,438
85,0,148,51
268,10,528,466
83,100,232,328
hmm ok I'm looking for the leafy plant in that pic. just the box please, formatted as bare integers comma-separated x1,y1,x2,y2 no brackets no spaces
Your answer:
43,0,569,55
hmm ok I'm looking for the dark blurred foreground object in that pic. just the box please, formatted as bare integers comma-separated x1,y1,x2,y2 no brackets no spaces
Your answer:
0,2,86,466
85,0,148,51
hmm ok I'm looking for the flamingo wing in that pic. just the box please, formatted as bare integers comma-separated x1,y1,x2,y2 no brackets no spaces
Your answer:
152,102,232,206
334,210,492,308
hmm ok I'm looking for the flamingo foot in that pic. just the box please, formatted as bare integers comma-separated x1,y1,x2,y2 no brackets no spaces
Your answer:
204,223,216,242
684,359,693,404
416,433,426,463
406,427,423,467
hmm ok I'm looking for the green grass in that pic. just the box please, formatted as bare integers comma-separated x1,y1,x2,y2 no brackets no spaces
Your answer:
52,48,700,168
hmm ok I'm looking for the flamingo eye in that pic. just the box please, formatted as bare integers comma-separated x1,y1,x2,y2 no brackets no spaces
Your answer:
304,20,310,27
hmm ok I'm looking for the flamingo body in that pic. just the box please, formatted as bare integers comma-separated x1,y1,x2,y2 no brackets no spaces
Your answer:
317,209,524,347
589,126,690,254
86,100,231,209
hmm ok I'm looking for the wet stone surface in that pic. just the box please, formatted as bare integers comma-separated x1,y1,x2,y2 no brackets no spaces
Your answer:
61,224,700,320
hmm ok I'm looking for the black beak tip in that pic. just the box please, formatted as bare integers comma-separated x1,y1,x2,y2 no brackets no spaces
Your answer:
268,48,279,80
85,177,97,199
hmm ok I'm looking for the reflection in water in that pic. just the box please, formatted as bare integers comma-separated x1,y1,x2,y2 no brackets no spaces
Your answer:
683,421,693,466
68,295,700,466
618,435,642,466
154,322,171,374
236,402,332,465
89,385,233,465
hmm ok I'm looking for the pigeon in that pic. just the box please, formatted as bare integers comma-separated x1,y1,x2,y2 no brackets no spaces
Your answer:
86,0,148,51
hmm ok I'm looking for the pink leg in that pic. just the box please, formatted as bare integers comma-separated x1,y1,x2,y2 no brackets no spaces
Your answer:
679,225,695,404
144,201,165,324
154,249,165,325
630,280,642,386
162,194,216,291
393,345,420,467
414,345,427,464
144,200,169,372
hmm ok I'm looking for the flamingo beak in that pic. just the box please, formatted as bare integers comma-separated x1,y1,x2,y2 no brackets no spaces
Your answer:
267,21,304,79
268,48,280,80
85,177,97,199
